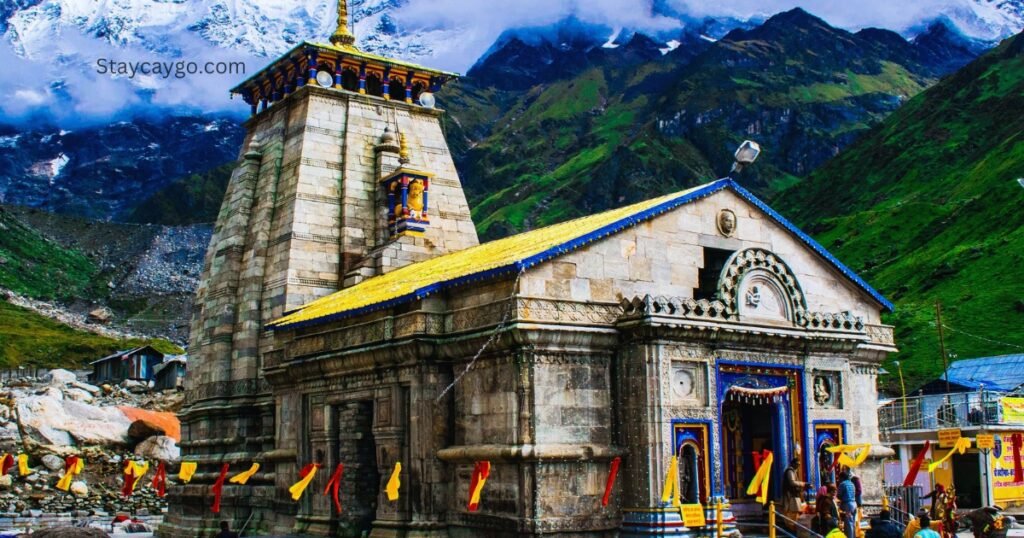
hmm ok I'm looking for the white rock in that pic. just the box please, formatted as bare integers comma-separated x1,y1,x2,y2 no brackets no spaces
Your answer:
70,381,102,396
134,435,180,462
15,393,131,447
41,454,63,471
45,369,77,385
0,475,11,489
69,480,88,498
64,388,94,403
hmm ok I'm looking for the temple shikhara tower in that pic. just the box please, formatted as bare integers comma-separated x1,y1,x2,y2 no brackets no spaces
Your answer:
165,2,898,537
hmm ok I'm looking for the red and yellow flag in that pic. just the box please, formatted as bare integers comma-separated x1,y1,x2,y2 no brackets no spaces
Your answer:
17,454,32,477
467,461,491,512
56,456,84,491
323,463,345,513
746,450,773,505
289,464,320,501
151,462,167,497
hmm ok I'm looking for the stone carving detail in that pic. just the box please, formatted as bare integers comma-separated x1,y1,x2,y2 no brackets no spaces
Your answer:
812,371,841,408
717,209,737,237
719,248,807,321
518,298,621,325
670,362,705,404
620,295,730,320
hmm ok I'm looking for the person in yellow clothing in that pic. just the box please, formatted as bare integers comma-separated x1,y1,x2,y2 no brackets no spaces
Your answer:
826,517,848,538
905,510,927,538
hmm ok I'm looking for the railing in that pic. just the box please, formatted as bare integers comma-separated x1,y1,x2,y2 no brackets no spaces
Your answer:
740,502,824,538
879,390,1010,432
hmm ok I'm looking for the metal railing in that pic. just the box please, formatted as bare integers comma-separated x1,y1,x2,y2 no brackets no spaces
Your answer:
880,390,1010,432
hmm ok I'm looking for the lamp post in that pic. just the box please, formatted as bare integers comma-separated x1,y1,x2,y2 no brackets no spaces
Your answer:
894,360,908,426
729,140,761,176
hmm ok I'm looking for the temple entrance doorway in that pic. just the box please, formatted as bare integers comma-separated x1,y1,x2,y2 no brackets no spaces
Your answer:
336,401,380,533
721,399,782,501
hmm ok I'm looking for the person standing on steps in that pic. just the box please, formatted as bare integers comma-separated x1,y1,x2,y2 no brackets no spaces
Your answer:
783,457,807,519
838,471,858,538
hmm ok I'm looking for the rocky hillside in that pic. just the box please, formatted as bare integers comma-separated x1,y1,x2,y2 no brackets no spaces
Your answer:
773,31,1024,390
445,11,984,240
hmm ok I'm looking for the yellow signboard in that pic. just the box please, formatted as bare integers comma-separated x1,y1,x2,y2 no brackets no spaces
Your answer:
977,434,995,450
681,504,707,527
991,433,1024,503
938,428,962,448
1001,398,1024,424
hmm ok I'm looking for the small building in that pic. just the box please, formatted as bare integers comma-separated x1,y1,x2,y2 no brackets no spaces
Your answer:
88,346,164,384
880,354,1024,510
153,356,187,391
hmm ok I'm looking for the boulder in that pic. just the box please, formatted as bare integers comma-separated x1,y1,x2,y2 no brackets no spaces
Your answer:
134,435,180,462
127,420,165,442
69,480,88,498
45,369,77,385
64,388,94,403
0,475,11,489
41,454,64,471
70,381,102,396
87,307,114,324
16,392,131,447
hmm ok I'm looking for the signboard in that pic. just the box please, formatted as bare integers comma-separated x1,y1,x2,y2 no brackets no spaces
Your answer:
991,433,1024,503
977,434,995,450
938,428,962,448
1002,398,1024,424
681,504,707,527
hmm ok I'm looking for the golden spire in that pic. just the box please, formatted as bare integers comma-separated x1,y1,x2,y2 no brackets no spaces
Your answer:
398,132,410,164
330,0,357,49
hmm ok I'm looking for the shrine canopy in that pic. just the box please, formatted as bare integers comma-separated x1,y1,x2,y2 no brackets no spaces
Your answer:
268,178,893,331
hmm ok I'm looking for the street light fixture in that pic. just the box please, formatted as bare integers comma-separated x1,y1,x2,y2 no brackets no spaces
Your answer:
730,140,761,176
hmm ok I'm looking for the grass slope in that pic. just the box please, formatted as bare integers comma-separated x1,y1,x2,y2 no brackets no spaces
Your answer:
774,33,1024,390
0,207,182,367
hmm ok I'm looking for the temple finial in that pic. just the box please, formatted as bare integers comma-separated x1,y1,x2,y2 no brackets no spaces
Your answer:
399,132,410,164
330,0,358,49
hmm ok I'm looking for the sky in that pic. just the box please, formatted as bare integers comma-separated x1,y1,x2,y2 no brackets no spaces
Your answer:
0,0,1018,127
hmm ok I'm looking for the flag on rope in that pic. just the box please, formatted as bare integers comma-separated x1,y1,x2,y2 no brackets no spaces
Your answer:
903,440,930,486
211,463,229,513
151,462,167,498
385,462,402,501
178,462,198,483
0,454,13,476
126,461,149,492
55,456,83,491
661,455,682,507
827,444,872,469
929,438,971,473
746,450,773,505
467,461,491,512
17,454,32,477
323,463,345,513
602,456,622,507
121,464,137,498
229,463,260,485
289,464,320,501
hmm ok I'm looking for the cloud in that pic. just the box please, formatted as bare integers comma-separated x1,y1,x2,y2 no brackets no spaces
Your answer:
665,0,966,32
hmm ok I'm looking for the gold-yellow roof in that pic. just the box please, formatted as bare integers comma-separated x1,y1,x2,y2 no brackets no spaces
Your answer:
269,181,723,330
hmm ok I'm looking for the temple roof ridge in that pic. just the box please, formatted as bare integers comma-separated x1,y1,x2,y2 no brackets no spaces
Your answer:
268,178,893,331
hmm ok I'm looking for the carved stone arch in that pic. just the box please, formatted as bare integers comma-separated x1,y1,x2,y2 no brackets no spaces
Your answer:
717,248,808,325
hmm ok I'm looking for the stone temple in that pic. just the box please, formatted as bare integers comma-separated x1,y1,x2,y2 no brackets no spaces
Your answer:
163,2,898,536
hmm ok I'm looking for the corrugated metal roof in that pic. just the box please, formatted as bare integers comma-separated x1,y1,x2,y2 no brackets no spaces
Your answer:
941,354,1024,392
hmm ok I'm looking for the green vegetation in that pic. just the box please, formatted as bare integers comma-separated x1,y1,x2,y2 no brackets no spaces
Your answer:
0,207,181,367
0,207,101,300
0,301,182,368
774,34,1024,391
126,162,235,225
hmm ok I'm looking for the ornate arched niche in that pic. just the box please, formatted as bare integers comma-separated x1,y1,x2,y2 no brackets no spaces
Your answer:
718,248,807,325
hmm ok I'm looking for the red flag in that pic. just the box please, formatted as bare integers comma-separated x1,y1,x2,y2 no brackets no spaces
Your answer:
211,463,229,513
151,462,167,497
602,456,621,507
904,440,931,486
1013,434,1023,483
122,462,136,498
467,461,491,512
0,454,13,476
323,463,344,513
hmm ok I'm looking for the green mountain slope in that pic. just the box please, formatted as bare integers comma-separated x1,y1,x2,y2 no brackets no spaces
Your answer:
0,207,182,367
126,162,235,225
449,9,966,241
774,32,1024,390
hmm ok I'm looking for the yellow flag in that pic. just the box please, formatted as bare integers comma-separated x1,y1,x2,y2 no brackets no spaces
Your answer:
929,437,971,473
289,465,319,501
17,454,32,476
230,463,260,485
660,456,682,506
178,462,198,483
127,461,149,491
385,462,402,501
746,452,774,505
828,444,872,468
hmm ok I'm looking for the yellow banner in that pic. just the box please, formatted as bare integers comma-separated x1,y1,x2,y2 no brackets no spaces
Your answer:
977,434,995,450
938,429,961,448
826,444,872,468
992,433,1024,502
1002,398,1024,424
661,455,682,507
929,437,971,473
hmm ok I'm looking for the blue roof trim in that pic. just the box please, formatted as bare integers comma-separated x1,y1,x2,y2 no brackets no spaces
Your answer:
724,179,894,312
271,177,892,331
